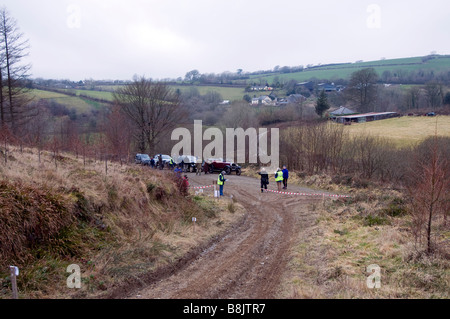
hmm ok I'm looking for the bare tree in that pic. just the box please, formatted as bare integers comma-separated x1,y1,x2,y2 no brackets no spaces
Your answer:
0,7,32,132
22,100,50,162
408,136,449,254
103,104,133,163
424,81,443,109
113,76,185,154
221,101,259,129
406,86,422,110
345,68,379,113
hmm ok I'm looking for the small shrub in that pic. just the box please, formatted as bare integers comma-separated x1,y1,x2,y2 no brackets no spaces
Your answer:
332,175,353,186
146,182,157,194
333,229,349,236
363,214,390,227
352,177,370,189
70,188,93,222
382,198,407,217
153,186,167,201
107,184,118,204
327,266,343,280
297,172,307,179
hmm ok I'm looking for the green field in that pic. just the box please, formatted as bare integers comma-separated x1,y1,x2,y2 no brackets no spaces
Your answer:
30,89,110,114
87,85,254,102
250,56,450,83
339,115,450,148
60,89,115,101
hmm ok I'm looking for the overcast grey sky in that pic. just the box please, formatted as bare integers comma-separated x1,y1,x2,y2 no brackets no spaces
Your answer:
3,0,450,81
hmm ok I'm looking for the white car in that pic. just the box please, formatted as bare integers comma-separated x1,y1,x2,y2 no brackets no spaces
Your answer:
176,155,198,164
176,155,199,172
153,154,173,165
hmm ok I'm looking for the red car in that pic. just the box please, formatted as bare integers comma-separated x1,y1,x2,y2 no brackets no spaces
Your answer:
206,159,241,175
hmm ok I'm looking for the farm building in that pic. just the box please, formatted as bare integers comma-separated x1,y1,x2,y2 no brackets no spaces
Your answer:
329,106,357,116
332,112,400,124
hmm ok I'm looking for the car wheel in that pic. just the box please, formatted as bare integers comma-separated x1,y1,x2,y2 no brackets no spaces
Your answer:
236,169,241,176
225,167,231,175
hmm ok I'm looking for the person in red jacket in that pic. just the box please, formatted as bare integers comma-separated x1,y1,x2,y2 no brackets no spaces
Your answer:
183,175,189,187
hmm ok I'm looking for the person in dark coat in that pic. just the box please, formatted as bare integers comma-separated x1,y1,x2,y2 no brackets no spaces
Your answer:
258,168,269,193
282,165,289,189
203,160,209,174
150,157,155,169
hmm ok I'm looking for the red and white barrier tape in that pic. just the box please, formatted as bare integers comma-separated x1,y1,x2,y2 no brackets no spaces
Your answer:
191,185,214,189
265,189,350,198
189,185,350,198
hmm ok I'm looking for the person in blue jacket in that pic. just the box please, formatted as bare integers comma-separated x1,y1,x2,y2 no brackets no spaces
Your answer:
282,165,289,189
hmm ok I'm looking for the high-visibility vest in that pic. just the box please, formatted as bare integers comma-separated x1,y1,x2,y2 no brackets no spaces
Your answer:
275,171,283,182
217,174,224,186
170,159,174,165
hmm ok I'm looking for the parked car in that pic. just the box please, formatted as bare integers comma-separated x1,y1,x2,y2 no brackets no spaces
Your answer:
176,155,199,172
426,112,436,116
153,154,173,165
207,159,241,175
135,153,151,165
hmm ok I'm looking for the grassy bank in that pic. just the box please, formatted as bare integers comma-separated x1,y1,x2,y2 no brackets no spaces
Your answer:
279,185,449,299
0,147,243,299
268,172,450,299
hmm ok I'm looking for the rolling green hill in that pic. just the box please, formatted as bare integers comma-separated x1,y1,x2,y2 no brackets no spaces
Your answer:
248,55,450,83
30,89,104,114
33,55,450,104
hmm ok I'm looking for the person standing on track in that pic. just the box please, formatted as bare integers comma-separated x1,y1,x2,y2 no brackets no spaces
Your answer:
203,160,209,174
275,168,283,191
217,170,227,196
282,165,289,189
169,158,175,170
258,167,269,193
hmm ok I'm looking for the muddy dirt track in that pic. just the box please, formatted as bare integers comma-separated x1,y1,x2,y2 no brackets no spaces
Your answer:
120,173,331,299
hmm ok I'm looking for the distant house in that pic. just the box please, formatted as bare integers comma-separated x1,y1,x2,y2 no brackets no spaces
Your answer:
251,95,273,106
251,86,273,91
297,81,314,92
251,86,265,91
287,94,306,104
317,83,345,92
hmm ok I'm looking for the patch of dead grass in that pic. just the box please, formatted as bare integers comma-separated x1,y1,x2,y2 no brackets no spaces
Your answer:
278,186,449,299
